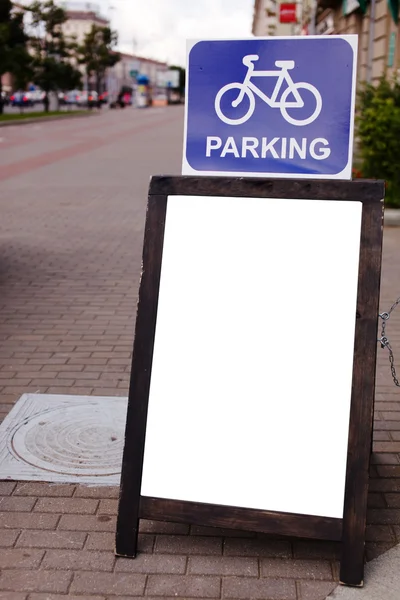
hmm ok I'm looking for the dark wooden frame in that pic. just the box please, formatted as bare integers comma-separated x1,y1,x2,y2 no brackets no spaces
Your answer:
116,176,384,587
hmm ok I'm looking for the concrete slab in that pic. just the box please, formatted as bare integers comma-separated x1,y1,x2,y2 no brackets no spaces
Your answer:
327,544,400,599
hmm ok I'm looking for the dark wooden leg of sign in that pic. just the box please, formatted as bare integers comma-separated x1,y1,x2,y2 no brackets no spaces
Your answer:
115,194,167,557
340,200,384,586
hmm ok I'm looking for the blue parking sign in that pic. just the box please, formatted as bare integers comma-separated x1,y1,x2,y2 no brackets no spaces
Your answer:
183,36,357,179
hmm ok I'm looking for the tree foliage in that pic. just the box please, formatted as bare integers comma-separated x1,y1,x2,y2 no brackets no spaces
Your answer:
29,0,81,107
0,0,31,112
78,24,120,94
357,77,400,207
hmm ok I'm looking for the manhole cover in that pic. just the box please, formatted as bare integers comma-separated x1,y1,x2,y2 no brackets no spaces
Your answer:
0,394,127,485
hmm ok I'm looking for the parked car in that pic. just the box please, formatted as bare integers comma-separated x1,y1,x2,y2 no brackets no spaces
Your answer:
99,91,108,104
28,89,45,104
10,91,34,107
64,90,81,105
76,91,98,108
1,91,10,106
58,91,67,105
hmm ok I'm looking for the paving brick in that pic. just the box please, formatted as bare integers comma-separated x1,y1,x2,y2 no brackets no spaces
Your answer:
374,421,400,431
97,499,118,515
293,541,341,560
190,525,255,538
0,513,59,530
0,497,36,512
147,574,221,598
0,570,71,593
380,412,400,421
371,453,400,465
0,529,20,548
58,514,116,532
260,558,333,579
365,524,396,541
369,478,400,493
85,532,115,551
393,525,400,540
224,538,292,558
0,481,16,496
373,431,391,441
28,595,105,600
0,370,16,379
116,553,186,574
17,530,86,549
14,483,75,497
74,486,120,499
0,593,27,600
368,492,387,508
384,493,400,507
222,576,296,599
367,508,400,524
155,535,222,555
139,519,190,535
298,580,337,599
35,497,98,514
46,386,94,395
86,532,154,553
375,402,400,411
189,556,258,576
70,572,146,596
0,548,44,568
42,549,115,571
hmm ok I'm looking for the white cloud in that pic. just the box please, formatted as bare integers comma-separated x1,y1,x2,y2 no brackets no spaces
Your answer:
99,0,254,65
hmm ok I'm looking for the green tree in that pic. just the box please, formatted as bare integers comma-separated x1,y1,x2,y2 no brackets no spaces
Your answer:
357,77,400,207
0,0,31,114
78,24,120,96
29,0,81,111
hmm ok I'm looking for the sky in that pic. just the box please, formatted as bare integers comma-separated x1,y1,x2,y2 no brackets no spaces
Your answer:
97,0,255,66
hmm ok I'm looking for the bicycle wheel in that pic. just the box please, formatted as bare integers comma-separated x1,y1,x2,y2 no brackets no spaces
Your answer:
215,83,255,125
280,83,322,126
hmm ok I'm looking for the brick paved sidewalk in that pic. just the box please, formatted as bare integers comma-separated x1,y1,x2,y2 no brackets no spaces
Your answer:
0,108,399,600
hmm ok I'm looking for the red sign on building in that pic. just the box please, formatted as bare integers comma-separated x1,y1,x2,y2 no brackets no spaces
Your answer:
279,3,297,23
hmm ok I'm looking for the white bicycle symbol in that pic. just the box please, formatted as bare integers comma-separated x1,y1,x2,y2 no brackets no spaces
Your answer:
215,55,322,127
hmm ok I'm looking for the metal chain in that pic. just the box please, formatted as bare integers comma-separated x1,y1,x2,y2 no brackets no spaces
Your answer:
378,296,400,388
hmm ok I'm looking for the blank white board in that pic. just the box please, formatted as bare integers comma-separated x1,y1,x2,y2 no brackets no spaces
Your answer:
141,195,362,519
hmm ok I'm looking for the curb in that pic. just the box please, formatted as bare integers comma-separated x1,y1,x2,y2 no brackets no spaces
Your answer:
384,209,400,227
0,111,101,128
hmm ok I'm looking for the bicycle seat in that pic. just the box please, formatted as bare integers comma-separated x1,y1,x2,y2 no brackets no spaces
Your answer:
242,55,260,66
275,60,295,70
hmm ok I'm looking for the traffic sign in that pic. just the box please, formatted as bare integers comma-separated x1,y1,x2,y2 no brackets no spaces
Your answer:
183,36,358,179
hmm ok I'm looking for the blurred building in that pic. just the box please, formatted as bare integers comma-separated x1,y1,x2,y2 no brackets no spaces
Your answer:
314,0,400,83
252,0,278,35
106,53,168,106
111,53,168,90
252,0,313,36
252,0,400,84
62,2,109,44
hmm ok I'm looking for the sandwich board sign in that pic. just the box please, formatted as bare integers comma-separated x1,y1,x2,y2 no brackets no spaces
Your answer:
182,36,357,179
116,175,385,587
116,34,383,589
